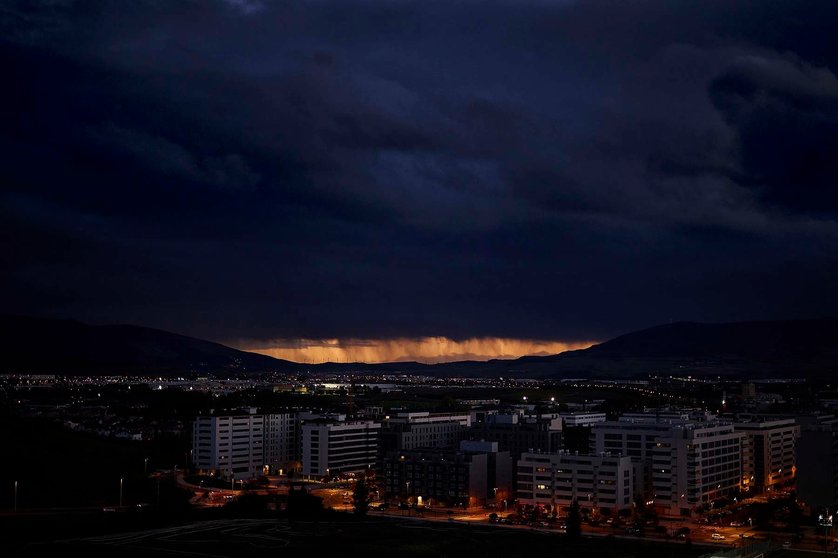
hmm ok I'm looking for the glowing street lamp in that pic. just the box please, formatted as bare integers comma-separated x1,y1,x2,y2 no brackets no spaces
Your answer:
819,512,833,556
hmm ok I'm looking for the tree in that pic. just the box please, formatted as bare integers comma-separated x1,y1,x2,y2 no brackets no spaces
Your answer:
287,483,324,521
353,473,370,516
566,499,582,539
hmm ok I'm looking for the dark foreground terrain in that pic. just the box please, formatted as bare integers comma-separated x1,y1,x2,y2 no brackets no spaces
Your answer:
1,514,705,558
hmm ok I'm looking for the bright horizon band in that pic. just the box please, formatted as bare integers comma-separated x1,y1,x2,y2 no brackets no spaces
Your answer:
242,337,596,364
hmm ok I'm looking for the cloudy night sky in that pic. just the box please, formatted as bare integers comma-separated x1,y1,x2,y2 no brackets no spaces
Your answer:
2,1,837,363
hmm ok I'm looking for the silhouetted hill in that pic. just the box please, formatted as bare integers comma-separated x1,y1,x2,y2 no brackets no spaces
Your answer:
0,315,297,374
3,316,836,378
501,319,838,378
301,319,838,378
580,319,838,360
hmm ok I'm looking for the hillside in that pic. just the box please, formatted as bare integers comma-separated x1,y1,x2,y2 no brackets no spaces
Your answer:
2,316,836,378
0,315,296,374
504,319,838,378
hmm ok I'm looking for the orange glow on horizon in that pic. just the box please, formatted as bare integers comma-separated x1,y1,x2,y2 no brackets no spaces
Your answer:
240,337,597,364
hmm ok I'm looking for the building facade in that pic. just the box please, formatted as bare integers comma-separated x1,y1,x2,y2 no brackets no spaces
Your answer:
192,409,266,480
380,411,471,453
381,440,511,506
651,422,743,516
591,415,744,516
470,413,563,462
796,418,838,509
264,412,297,474
517,451,634,514
301,420,381,477
734,418,799,493
560,412,607,427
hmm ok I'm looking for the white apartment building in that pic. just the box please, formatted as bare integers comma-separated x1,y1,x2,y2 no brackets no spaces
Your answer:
386,411,472,426
517,451,634,513
193,409,265,480
560,412,607,427
193,409,297,480
387,421,469,450
264,412,297,473
651,423,743,516
592,415,744,516
734,418,799,493
381,411,472,451
302,420,381,477
591,417,681,460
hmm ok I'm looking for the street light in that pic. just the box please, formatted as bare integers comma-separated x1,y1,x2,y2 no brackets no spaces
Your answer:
819,511,833,557
119,477,124,507
14,480,17,513
144,457,149,475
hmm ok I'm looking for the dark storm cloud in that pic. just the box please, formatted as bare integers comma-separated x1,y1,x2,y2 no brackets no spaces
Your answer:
1,0,837,344
709,55,838,214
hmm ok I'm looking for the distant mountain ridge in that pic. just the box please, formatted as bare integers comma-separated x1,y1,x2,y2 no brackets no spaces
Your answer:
0,315,295,374
1,315,836,378
504,318,838,378
581,319,838,360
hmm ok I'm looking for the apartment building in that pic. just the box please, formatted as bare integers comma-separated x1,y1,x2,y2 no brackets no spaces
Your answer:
301,420,381,477
264,412,297,474
380,411,471,452
560,412,607,427
517,451,634,513
734,418,799,493
796,415,838,509
470,413,562,462
381,440,512,506
192,408,267,480
592,414,743,516
651,422,743,516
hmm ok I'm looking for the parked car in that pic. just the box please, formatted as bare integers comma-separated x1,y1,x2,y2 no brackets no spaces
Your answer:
711,533,725,540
